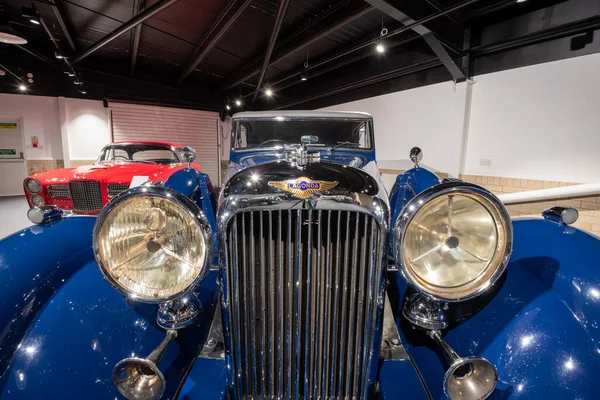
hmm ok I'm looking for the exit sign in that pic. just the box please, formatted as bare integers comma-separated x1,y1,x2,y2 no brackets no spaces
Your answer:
0,149,16,155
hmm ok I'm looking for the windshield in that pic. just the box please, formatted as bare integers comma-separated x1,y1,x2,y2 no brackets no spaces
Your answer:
97,144,181,165
232,118,373,150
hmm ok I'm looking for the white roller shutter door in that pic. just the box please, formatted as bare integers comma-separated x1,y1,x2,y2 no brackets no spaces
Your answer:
110,102,220,184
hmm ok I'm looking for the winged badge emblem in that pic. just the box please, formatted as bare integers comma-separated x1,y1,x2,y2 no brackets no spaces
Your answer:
268,177,339,199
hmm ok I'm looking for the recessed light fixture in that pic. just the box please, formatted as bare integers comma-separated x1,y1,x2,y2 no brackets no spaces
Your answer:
19,84,27,91
22,7,41,26
235,99,242,107
225,104,231,110
265,88,273,97
27,73,33,78
0,25,28,44
27,78,33,83
376,43,385,53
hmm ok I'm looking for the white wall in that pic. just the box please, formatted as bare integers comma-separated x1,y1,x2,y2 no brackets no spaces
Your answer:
63,98,110,162
465,52,600,183
321,81,467,177
0,94,62,160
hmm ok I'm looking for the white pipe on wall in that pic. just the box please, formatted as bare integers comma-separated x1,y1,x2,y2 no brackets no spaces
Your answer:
498,183,600,205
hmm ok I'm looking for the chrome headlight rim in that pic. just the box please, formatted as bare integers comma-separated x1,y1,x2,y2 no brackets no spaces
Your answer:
93,186,214,304
393,181,513,302
24,178,42,194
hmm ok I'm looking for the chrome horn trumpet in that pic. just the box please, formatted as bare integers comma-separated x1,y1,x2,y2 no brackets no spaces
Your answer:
429,330,498,400
112,329,177,400
403,293,498,400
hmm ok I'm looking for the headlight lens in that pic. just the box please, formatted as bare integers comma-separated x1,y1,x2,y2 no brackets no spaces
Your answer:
30,195,44,207
94,187,212,303
395,183,511,301
25,178,42,194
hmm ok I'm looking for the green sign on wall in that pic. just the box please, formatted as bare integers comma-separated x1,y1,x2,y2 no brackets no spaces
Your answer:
0,123,17,129
0,149,16,155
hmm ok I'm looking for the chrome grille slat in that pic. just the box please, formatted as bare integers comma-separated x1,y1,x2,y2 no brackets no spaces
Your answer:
47,184,70,199
226,209,383,399
107,183,130,198
68,181,103,212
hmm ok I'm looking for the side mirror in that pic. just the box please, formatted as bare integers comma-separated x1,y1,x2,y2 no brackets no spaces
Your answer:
182,147,196,167
409,147,423,168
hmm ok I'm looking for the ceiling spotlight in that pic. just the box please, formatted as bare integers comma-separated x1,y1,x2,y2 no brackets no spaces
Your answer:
19,84,27,91
27,78,33,83
27,73,33,78
0,70,6,77
235,99,242,107
225,104,231,110
300,74,307,81
265,88,273,97
78,90,87,95
67,71,75,77
0,24,28,45
516,0,527,2
22,7,41,25
376,43,385,53
55,50,66,59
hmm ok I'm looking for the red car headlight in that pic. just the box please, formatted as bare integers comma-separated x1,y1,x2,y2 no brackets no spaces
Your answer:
25,178,42,194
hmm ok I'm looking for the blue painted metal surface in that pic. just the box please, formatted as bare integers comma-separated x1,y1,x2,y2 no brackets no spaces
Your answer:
378,358,430,400
0,217,222,400
394,218,600,399
388,167,440,228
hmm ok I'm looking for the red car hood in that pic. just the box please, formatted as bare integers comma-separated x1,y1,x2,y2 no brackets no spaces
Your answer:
32,163,191,185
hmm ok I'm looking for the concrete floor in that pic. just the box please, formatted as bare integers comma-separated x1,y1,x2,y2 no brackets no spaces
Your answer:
0,196,31,239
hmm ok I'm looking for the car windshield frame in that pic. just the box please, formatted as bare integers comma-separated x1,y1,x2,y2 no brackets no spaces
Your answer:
231,117,375,151
96,143,183,165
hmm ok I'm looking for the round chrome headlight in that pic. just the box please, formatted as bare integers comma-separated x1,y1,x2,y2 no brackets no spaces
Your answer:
93,186,213,303
25,178,42,194
394,182,512,301
30,194,44,207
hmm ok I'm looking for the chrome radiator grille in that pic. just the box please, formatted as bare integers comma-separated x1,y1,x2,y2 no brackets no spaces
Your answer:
224,209,384,399
68,180,103,212
47,184,70,198
107,183,130,198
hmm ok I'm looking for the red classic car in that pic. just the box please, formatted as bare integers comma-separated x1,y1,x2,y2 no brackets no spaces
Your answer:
23,141,200,215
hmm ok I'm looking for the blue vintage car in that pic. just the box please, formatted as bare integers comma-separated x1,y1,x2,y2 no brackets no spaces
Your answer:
0,110,598,400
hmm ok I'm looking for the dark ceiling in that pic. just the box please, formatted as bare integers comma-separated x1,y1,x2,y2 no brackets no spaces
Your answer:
0,0,598,113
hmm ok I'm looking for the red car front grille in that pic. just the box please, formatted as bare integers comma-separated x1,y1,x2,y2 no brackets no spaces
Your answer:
48,184,70,199
69,181,103,213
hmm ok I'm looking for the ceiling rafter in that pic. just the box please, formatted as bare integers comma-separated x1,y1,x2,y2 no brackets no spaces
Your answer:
221,1,374,91
243,0,479,99
275,58,442,110
71,0,183,64
252,0,290,102
364,0,470,81
175,0,254,86
129,0,146,76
